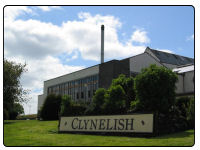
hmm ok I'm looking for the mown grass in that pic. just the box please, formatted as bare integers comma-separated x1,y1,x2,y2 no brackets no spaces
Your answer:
4,120,194,146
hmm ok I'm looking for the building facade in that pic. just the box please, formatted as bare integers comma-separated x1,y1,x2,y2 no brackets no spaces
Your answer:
37,47,194,112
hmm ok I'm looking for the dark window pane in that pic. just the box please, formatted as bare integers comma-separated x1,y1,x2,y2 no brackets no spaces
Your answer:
81,92,84,98
88,90,91,98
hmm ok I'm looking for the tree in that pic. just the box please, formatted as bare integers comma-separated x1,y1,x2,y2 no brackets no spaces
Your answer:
4,59,28,120
111,74,135,111
9,103,24,120
85,88,106,115
134,64,178,114
40,94,62,120
60,95,86,116
103,85,126,115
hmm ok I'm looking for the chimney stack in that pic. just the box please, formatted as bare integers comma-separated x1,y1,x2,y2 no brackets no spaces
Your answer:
101,25,104,63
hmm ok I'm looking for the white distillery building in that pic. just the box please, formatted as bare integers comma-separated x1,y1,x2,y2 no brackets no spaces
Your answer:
37,47,194,113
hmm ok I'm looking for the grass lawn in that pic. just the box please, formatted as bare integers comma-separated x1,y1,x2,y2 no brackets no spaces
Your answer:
4,120,194,146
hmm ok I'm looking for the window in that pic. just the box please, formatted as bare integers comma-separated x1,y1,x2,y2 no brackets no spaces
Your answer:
88,90,91,98
81,92,84,98
77,93,79,99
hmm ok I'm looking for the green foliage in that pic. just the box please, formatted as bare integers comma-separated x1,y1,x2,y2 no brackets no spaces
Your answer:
86,74,135,115
134,64,178,114
103,85,126,115
189,97,195,128
174,96,195,129
60,95,72,116
85,88,106,115
3,109,9,120
60,95,86,116
129,100,140,112
40,94,62,120
3,59,28,120
111,74,135,111
9,103,24,120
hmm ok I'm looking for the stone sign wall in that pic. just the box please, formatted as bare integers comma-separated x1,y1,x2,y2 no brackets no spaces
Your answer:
59,114,153,133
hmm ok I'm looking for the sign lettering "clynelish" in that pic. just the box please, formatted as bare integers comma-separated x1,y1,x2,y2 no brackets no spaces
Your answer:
59,114,153,133
71,118,134,130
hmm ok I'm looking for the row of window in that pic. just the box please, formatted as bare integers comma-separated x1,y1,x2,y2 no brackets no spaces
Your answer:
47,74,99,102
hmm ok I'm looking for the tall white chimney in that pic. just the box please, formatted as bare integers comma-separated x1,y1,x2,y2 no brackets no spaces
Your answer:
101,25,104,63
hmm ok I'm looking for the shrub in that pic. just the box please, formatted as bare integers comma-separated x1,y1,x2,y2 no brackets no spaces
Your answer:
60,95,72,116
3,109,9,120
103,85,126,115
134,64,178,114
60,95,86,116
189,97,195,129
85,88,106,115
40,94,62,120
9,103,24,120
111,74,135,111
175,96,195,129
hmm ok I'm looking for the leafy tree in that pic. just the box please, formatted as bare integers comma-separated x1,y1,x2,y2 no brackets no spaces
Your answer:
134,64,178,114
60,95,72,116
9,103,24,120
60,95,86,116
85,88,106,115
4,59,28,120
111,74,135,111
40,94,62,120
103,85,126,115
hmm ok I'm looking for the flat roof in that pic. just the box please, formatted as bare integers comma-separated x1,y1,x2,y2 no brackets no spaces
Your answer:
173,64,194,73
44,59,118,82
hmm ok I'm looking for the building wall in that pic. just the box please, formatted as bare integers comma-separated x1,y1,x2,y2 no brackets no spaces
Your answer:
175,71,194,95
99,59,130,89
129,53,162,73
38,94,44,112
184,71,194,94
175,75,184,94
38,65,99,111
99,60,118,89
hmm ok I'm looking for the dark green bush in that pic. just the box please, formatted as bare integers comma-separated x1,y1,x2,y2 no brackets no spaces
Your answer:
103,85,126,115
85,88,106,115
40,94,62,120
60,95,86,116
3,109,9,120
153,96,194,134
8,103,24,120
174,96,195,129
134,64,178,114
111,74,135,111
189,97,195,129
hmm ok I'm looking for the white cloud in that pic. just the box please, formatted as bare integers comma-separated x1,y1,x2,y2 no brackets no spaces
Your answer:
6,55,84,114
186,34,194,41
37,6,61,12
130,29,150,44
4,7,150,114
5,10,147,61
4,6,33,21
156,48,173,54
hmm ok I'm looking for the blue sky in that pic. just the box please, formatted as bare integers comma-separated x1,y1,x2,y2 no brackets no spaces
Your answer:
4,6,194,114
17,6,194,60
